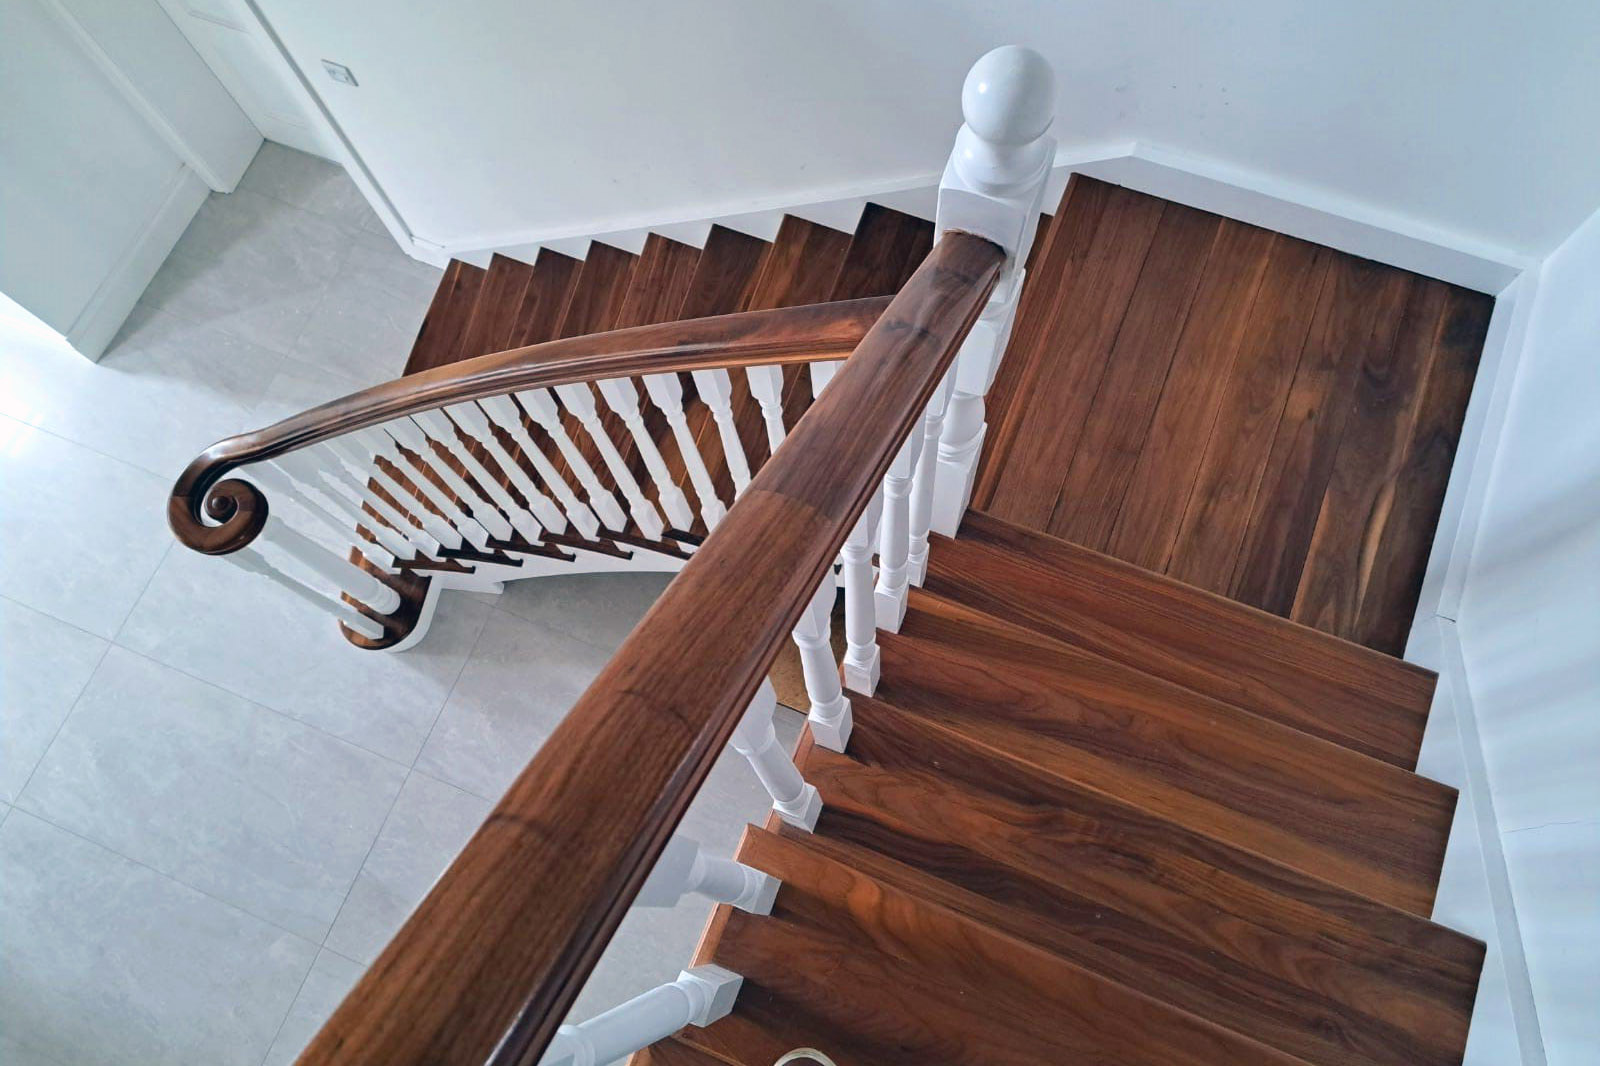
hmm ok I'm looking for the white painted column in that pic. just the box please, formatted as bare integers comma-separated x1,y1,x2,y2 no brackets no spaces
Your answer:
593,377,696,532
635,834,779,914
257,513,400,615
321,435,452,556
539,966,742,1066
393,415,518,543
873,433,918,632
730,679,821,831
226,546,385,640
930,45,1056,536
478,395,602,539
548,383,667,539
517,388,632,534
443,402,568,534
643,372,727,527
907,368,958,584
355,426,494,551
745,365,787,455
841,487,884,695
690,368,753,495
792,574,851,752
254,456,406,568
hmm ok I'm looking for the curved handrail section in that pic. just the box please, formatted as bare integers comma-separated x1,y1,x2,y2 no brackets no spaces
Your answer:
295,232,1005,1066
168,296,893,554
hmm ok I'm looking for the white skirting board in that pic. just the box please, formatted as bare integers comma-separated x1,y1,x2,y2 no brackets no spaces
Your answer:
65,165,209,361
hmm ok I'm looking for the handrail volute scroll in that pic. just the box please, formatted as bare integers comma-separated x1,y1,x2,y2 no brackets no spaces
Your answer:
166,297,893,556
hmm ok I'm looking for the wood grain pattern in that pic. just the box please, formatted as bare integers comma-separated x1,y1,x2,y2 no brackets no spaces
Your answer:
294,234,1004,1066
458,254,535,359
879,589,1456,913
405,259,486,375
1106,220,1276,569
1047,202,1221,548
926,511,1437,768
1165,237,1331,591
704,827,1313,1066
983,183,1165,528
829,203,935,300
507,248,582,349
973,176,1493,651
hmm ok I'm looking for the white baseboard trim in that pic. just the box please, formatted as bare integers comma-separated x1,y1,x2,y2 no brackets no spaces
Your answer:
397,140,1525,296
1411,616,1547,1065
65,164,209,361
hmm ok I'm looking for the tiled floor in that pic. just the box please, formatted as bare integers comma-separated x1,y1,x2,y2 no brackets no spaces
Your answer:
0,144,787,1066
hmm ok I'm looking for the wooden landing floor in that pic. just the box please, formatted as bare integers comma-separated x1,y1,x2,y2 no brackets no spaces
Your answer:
974,176,1493,655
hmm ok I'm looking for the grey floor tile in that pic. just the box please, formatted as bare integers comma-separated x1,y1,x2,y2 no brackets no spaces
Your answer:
494,571,675,652
325,771,491,965
0,811,317,1066
238,142,381,232
0,597,107,804
0,1033,71,1066
261,948,365,1066
17,647,407,940
142,188,352,355
0,416,173,639
289,266,432,386
118,547,490,764
415,610,615,798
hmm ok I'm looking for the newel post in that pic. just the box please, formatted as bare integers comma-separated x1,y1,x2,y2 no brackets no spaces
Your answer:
928,45,1056,536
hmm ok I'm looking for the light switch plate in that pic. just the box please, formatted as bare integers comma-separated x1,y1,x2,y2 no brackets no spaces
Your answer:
321,60,358,87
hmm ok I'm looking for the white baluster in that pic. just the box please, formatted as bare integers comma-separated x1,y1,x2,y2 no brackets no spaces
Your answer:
273,444,438,560
792,574,851,752
745,365,787,454
444,403,567,535
227,547,384,640
248,459,402,571
353,427,493,551
730,680,821,830
636,834,778,914
593,378,696,532
931,45,1055,535
907,368,958,585
396,415,519,543
691,369,752,494
809,360,840,397
538,966,742,1066
325,434,453,556
642,373,726,527
478,395,602,539
545,384,665,539
873,434,917,632
374,416,499,547
257,512,401,615
841,487,884,695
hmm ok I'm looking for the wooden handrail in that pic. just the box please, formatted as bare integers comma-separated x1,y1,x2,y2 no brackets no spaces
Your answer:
296,232,1005,1066
168,296,892,554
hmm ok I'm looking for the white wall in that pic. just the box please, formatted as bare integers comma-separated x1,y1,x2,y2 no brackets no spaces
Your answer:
1454,203,1600,1065
242,0,1598,261
0,0,259,358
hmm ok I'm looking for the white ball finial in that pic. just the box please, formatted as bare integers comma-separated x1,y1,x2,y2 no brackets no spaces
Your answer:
961,45,1054,145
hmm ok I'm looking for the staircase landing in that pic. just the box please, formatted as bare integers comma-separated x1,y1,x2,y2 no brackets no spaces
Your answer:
975,175,1494,655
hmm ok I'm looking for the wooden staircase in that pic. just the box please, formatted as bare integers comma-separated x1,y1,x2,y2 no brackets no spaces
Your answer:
637,512,1481,1066
171,49,1497,1066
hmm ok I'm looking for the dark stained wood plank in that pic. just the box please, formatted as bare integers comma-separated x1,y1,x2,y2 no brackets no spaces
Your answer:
928,511,1437,768
627,1038,732,1066
981,183,1166,529
1352,286,1493,653
506,248,582,348
829,203,936,300
710,828,1314,1066
790,710,1481,1066
457,253,534,359
1047,202,1222,548
879,591,1457,914
404,259,485,375
1292,278,1451,637
1229,254,1415,615
1106,220,1276,569
1164,237,1332,592
973,177,1113,510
